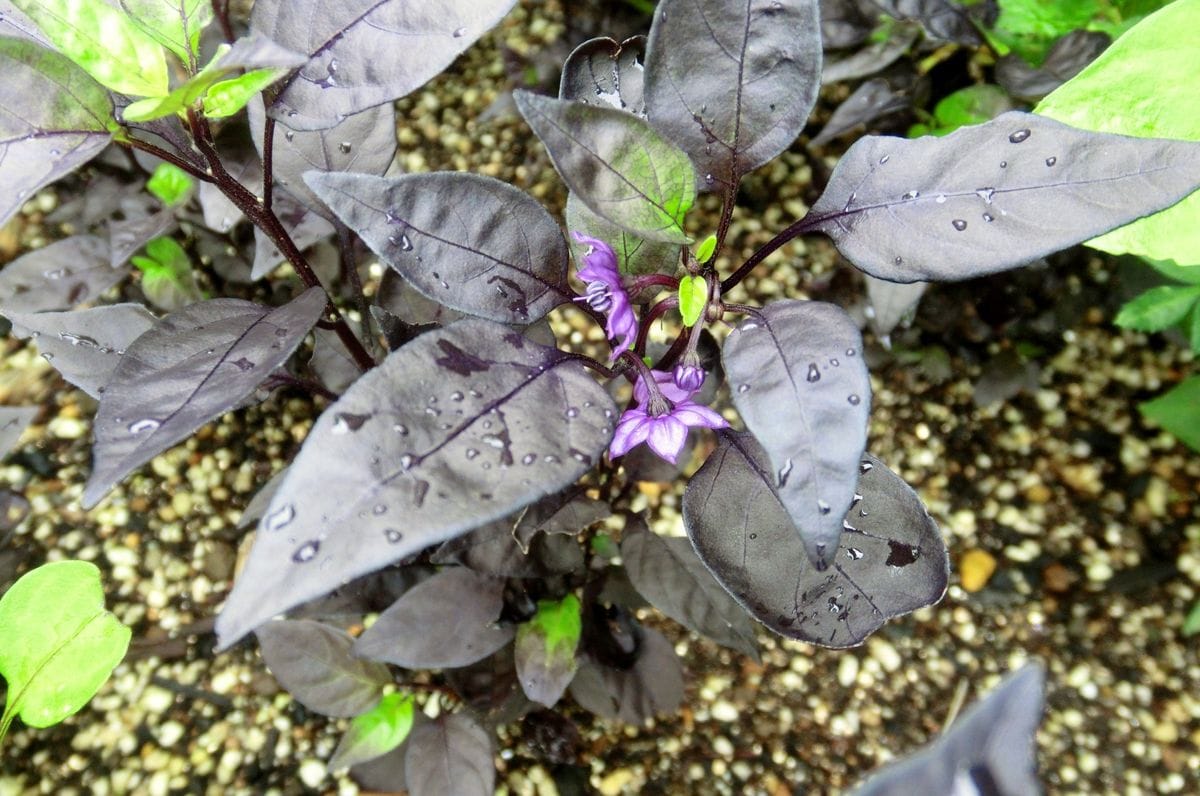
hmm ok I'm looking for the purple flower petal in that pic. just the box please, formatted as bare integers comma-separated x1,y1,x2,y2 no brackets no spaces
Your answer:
633,369,693,404
645,415,687,464
671,403,729,430
609,409,651,458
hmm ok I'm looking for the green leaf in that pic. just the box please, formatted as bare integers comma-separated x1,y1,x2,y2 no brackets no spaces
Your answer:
565,194,676,276
1140,257,1200,285
146,163,195,206
1036,0,1200,264
911,85,1014,138
514,594,581,707
1114,285,1200,331
327,692,415,771
202,68,288,118
1183,600,1200,637
12,0,169,97
694,233,717,264
0,561,130,745
119,0,213,66
1140,375,1200,452
1190,302,1200,353
678,275,706,327
131,237,203,311
992,0,1103,64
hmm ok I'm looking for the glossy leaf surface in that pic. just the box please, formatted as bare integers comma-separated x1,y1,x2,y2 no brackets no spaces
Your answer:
255,619,390,718
307,171,570,323
329,692,415,771
215,319,616,647
0,236,120,314
354,568,512,669
722,301,870,569
559,35,646,116
515,594,582,708
644,0,822,190
683,433,948,648
568,626,684,723
82,288,326,508
405,713,494,796
251,0,516,130
808,112,1200,282
515,91,695,244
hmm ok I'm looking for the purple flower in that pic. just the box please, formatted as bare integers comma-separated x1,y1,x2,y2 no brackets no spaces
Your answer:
573,232,637,357
672,362,706,393
610,369,728,465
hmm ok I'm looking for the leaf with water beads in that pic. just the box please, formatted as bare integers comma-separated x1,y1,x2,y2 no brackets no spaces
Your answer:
0,236,122,314
559,35,647,116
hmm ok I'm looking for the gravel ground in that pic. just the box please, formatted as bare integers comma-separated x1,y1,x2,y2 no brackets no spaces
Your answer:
2,1,1199,794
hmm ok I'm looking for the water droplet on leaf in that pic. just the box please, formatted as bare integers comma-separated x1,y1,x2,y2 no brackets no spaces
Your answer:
292,540,319,563
128,418,160,434
1008,128,1031,143
847,394,860,405
817,499,831,515
264,503,295,532
806,363,820,383
951,219,968,231
384,528,403,543
1045,156,1057,167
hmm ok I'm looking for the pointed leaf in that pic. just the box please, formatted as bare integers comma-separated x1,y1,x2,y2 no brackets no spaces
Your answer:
870,0,982,45
215,319,617,647
808,111,1200,283
621,517,758,659
677,275,706,327
354,568,512,669
515,594,581,708
852,664,1045,795
559,35,646,116
306,171,570,323
145,163,195,207
643,0,822,190
0,236,119,314
249,99,397,221
683,432,949,648
1140,376,1200,451
568,626,683,723
349,710,422,790
512,489,608,553
0,38,114,229
1114,285,1200,332
81,287,326,508
865,274,927,337
811,78,910,147
821,21,921,85
722,301,870,569
329,692,415,771
515,91,695,243
255,618,390,718
0,407,39,460
564,193,676,276
0,561,129,737
405,713,494,796
119,0,213,64
12,0,169,96
251,0,517,131
4,304,157,399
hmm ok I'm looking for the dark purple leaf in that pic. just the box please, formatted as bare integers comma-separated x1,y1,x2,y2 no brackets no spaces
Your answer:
0,407,38,460
197,150,261,234
81,287,326,508
514,90,695,243
349,712,423,790
255,618,391,718
512,489,608,553
568,626,684,722
621,517,758,659
0,236,121,313
432,517,583,579
864,274,926,338
354,567,512,669
852,663,1045,795
808,112,1200,283
819,0,875,49
306,171,570,323
564,193,676,277
683,432,948,648
821,21,921,85
405,713,494,796
109,206,177,268
214,319,616,647
445,644,531,725
643,0,822,190
559,35,646,116
0,38,114,229
376,268,464,328
249,99,397,221
310,327,363,393
4,304,157,399
251,0,517,131
995,30,1110,102
722,301,870,569
811,78,911,147
870,0,982,45
250,191,335,280
238,467,289,529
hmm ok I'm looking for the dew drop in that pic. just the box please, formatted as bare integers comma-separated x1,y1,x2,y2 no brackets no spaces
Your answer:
845,347,856,357
901,190,920,201
482,434,505,449
284,130,295,141
704,173,714,185
878,154,890,164
543,454,561,464
777,458,794,486
806,363,821,383
999,160,1007,168
565,407,579,418
450,391,464,402
859,460,874,474
128,418,160,434
736,383,751,393
1008,128,1031,143
982,212,995,223
292,540,319,563
40,352,54,363
465,448,480,460
392,423,408,435
383,528,403,544
846,547,864,561
338,142,352,154
817,499,832,515
522,453,537,465
1045,156,1057,167
43,267,67,279
847,393,860,405
893,256,902,266
830,358,839,367
951,219,968,231
452,26,467,37
372,504,387,515
331,412,369,434
398,234,413,251
975,187,995,204
264,503,295,532
935,194,947,204
399,454,415,469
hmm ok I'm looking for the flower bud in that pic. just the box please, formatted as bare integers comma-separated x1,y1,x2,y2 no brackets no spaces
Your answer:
672,363,705,393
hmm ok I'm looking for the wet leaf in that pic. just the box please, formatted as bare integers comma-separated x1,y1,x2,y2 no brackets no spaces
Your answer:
643,0,822,190
621,517,758,659
109,206,177,269
871,0,982,45
0,38,114,229
515,594,582,708
722,301,870,569
0,236,121,314
0,561,130,742
249,99,397,221
255,618,390,718
559,35,646,116
215,319,616,648
251,0,517,130
0,407,39,460
808,112,1200,283
563,193,676,277
310,327,363,394
852,663,1045,795
4,304,157,399
354,568,512,669
119,0,213,64
329,692,415,771
683,432,949,648
306,171,570,323
81,288,327,508
568,625,684,723
405,713,494,796
812,78,910,147
515,91,695,244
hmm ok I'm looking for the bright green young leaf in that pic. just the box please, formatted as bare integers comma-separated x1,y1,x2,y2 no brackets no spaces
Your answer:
1140,375,1200,452
146,163,195,206
121,49,229,122
909,85,1014,138
202,68,288,118
694,233,717,264
327,692,415,771
565,194,676,276
514,593,582,707
131,237,203,311
1190,303,1200,353
120,0,213,66
0,560,130,745
13,0,169,97
1141,257,1200,285
1113,285,1200,332
678,275,707,327
1037,0,1200,264
991,0,1103,64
